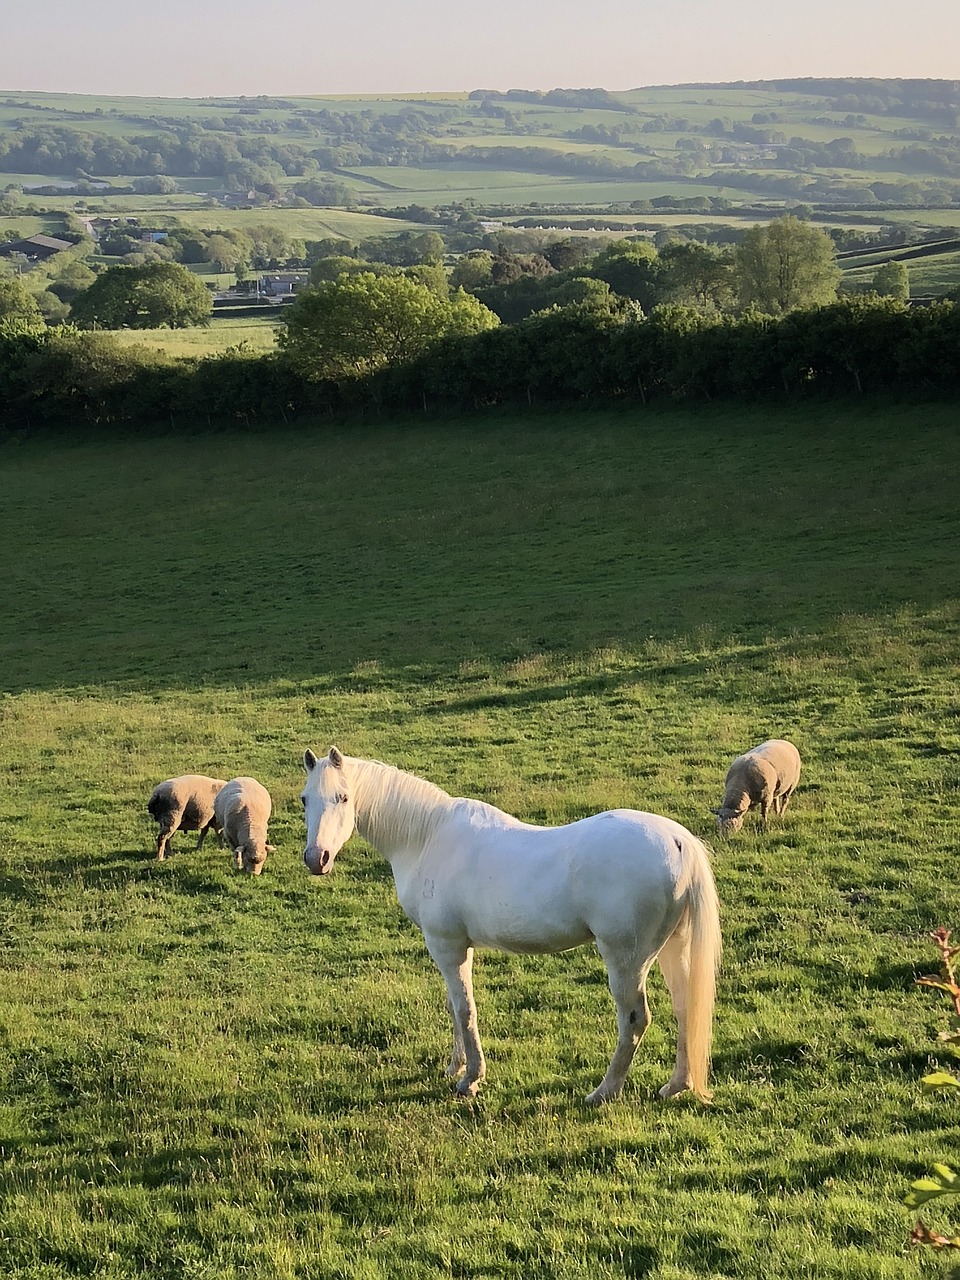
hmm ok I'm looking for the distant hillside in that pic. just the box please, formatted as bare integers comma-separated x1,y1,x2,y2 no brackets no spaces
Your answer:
2,80,960,223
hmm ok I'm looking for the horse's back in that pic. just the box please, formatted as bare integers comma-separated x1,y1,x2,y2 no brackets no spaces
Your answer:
415,804,699,954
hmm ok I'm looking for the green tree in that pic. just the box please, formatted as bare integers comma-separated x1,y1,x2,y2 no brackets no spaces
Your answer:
734,216,841,313
657,241,735,311
872,260,910,300
589,239,660,310
0,277,43,324
70,261,213,329
48,259,98,303
450,250,494,292
205,232,251,272
277,271,498,381
308,256,375,286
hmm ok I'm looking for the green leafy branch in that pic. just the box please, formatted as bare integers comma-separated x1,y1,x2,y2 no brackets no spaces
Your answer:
906,928,960,1254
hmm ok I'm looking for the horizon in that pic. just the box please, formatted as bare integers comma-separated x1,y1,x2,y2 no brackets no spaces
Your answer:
4,0,960,99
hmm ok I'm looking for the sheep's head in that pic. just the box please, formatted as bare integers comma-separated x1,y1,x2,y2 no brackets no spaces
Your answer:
236,841,274,875
712,806,746,835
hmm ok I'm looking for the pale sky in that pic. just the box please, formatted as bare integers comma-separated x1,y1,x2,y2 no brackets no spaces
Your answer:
4,0,959,98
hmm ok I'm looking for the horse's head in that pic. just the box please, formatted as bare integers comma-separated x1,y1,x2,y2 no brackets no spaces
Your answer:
302,746,356,875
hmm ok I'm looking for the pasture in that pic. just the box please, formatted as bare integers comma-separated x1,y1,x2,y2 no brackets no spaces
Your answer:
108,313,281,358
1,399,959,1279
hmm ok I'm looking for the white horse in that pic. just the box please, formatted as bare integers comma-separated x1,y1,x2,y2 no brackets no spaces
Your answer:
301,746,721,1105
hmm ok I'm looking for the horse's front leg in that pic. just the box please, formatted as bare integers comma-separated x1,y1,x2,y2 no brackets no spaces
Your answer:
425,937,485,1096
444,992,466,1080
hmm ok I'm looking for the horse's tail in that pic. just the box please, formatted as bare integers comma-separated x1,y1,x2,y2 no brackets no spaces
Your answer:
682,833,722,1101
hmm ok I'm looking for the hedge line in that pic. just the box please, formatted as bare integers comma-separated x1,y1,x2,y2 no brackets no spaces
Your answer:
2,295,959,433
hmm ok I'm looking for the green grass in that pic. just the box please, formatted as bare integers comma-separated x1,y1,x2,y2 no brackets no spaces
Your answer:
3,82,959,226
1,399,960,1278
841,250,960,297
108,314,280,357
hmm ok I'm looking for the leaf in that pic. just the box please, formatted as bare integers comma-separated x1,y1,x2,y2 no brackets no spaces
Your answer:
905,1164,960,1209
911,1220,960,1249
921,1071,960,1094
916,977,960,999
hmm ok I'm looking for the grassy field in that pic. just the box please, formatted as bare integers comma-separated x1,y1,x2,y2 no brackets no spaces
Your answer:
1,400,960,1278
108,313,281,357
4,82,960,226
842,253,960,297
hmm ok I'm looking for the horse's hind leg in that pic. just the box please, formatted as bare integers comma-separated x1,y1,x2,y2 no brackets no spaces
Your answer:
586,946,654,1106
425,938,485,1097
656,920,694,1099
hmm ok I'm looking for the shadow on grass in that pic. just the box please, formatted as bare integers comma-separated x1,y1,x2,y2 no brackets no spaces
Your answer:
421,641,790,719
0,871,36,902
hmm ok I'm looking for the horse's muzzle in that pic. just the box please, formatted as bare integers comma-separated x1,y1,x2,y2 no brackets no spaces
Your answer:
304,848,333,875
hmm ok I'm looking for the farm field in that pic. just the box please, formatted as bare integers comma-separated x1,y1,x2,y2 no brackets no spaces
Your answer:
3,80,960,227
2,400,960,1280
841,249,960,297
108,313,281,357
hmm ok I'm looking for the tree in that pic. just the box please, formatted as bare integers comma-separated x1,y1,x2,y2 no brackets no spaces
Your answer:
132,175,180,195
734,215,841,313
450,250,494,292
277,271,498,381
657,241,735,311
70,261,213,329
589,239,660,310
308,256,375,286
872,260,910,300
0,277,43,324
48,259,98,302
292,178,354,207
205,233,250,272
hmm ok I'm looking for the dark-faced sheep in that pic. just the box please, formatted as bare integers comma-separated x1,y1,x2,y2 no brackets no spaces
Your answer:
148,774,227,860
214,776,275,875
713,739,802,834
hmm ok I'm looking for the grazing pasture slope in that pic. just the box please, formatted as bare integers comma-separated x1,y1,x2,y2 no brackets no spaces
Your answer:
1,400,959,1279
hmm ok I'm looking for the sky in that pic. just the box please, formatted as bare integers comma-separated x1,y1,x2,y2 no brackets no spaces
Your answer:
3,0,960,98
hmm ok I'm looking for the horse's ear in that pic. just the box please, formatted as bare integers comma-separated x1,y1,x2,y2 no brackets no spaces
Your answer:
329,746,344,769
304,748,319,772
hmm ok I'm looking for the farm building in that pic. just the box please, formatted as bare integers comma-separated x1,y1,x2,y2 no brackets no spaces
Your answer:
0,233,74,261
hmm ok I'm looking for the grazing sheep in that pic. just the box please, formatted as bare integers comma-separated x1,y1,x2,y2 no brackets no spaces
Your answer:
713,739,802,834
148,774,227,861
214,776,275,875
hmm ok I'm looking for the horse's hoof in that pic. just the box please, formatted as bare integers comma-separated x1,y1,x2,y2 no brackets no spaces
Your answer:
455,1079,479,1098
584,1089,607,1107
658,1080,690,1100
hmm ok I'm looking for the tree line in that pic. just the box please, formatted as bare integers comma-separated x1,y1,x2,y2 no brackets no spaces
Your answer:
2,292,957,434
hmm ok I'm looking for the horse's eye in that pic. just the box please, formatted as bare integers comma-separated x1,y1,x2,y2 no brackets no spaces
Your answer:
337,793,349,805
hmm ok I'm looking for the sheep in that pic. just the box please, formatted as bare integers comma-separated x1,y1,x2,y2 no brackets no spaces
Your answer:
713,739,802,834
147,774,227,861
214,776,276,875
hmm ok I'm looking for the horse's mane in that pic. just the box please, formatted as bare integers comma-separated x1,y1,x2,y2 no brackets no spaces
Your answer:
351,756,455,852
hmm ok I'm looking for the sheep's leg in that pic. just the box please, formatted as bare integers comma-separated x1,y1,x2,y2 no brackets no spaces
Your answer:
156,818,180,860
196,820,214,851
778,787,794,814
759,786,775,826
